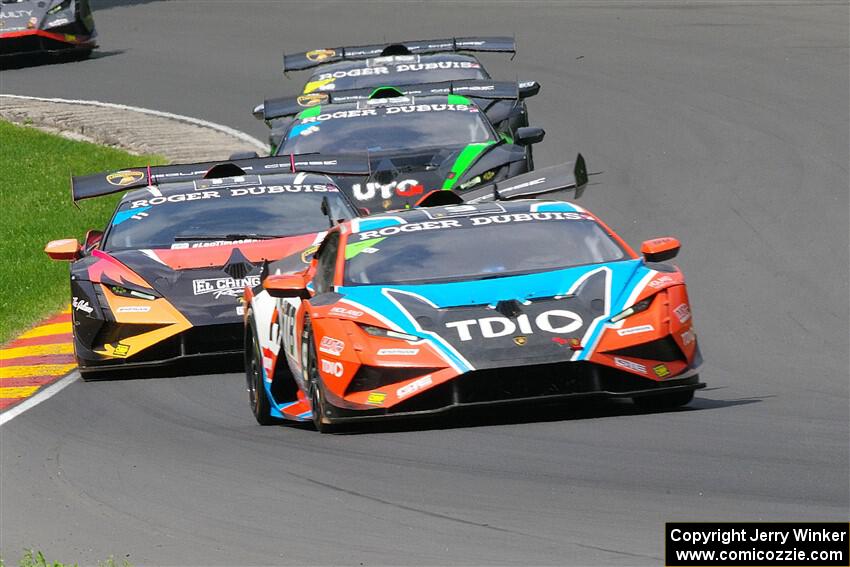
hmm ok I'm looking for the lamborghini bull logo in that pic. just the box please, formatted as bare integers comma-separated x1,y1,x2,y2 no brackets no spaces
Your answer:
306,48,336,62
106,170,145,186
297,93,329,107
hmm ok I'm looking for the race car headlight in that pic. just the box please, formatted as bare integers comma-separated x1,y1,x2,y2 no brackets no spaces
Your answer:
358,324,419,342
108,285,158,301
47,0,72,15
610,296,653,324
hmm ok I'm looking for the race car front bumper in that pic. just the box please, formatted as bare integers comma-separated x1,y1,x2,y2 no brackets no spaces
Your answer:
322,360,705,424
0,29,95,56
76,323,244,375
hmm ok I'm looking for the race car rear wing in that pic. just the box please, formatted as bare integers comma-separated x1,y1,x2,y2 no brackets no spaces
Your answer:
71,154,371,202
459,155,589,203
283,36,516,72
256,79,540,122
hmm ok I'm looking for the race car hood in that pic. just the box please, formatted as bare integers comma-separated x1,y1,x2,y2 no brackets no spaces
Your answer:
337,259,652,371
80,234,320,327
334,142,524,211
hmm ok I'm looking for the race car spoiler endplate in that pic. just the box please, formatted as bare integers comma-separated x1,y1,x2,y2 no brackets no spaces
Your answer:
283,36,516,72
462,155,590,203
257,79,540,122
71,154,371,202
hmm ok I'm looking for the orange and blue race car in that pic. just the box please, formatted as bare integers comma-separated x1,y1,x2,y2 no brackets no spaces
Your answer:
45,155,366,379
244,198,704,432
0,0,96,58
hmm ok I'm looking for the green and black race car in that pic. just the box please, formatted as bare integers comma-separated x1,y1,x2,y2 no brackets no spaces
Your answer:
268,88,548,212
269,37,538,147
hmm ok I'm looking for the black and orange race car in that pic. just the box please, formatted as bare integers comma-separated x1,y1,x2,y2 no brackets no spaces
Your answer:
244,198,704,432
0,0,96,58
45,155,366,379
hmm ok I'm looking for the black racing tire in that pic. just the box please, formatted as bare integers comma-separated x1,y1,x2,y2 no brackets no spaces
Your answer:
301,318,337,434
245,317,282,426
633,389,695,411
74,48,93,61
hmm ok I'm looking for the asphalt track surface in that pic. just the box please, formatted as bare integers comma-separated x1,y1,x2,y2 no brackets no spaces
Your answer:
1,2,848,565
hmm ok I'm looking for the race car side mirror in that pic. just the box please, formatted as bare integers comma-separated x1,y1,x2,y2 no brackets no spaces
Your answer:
84,229,103,250
263,273,310,299
45,238,81,261
515,127,545,146
641,237,680,263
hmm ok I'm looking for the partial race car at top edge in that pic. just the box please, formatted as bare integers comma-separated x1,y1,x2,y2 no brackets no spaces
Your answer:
267,88,561,212
0,0,96,58
245,195,704,432
45,155,365,379
275,37,535,141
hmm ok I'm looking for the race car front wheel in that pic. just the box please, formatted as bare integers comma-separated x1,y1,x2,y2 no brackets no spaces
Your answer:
302,318,337,434
246,317,281,426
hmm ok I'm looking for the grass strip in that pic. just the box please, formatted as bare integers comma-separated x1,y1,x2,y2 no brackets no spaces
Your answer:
0,120,165,344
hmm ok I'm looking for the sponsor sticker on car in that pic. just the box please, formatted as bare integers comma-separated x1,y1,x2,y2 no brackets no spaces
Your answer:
396,375,433,399
329,306,364,318
72,297,94,314
445,310,584,341
674,303,691,323
319,336,345,356
614,357,647,375
320,358,344,378
376,348,419,356
617,324,654,337
192,276,260,299
116,306,151,313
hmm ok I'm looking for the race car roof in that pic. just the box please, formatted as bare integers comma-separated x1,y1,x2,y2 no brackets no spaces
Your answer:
258,79,539,122
71,154,371,202
284,36,516,72
349,200,589,236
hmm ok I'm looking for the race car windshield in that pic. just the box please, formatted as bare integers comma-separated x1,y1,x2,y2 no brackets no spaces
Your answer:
344,215,627,286
103,188,352,251
279,102,496,154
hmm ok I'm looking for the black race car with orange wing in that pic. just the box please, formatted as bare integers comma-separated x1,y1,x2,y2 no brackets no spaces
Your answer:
45,155,364,379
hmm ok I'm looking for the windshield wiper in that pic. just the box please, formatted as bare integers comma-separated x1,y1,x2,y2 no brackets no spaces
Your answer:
172,233,285,242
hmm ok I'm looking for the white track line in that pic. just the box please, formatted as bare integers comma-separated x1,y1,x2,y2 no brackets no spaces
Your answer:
0,371,80,426
0,94,267,153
